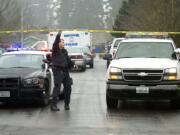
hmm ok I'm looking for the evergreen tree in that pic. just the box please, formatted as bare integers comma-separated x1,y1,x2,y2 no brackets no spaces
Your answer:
0,0,21,30
112,0,180,45
112,0,180,32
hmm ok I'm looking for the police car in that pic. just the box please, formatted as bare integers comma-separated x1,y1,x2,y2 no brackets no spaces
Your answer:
0,51,54,105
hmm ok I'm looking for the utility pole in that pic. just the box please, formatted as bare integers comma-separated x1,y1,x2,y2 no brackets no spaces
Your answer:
20,4,39,48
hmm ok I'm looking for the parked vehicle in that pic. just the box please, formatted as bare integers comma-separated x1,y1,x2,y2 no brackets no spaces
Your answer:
107,38,125,68
0,51,54,105
48,31,92,50
0,48,6,55
65,46,86,71
82,46,94,68
31,41,49,51
104,38,180,109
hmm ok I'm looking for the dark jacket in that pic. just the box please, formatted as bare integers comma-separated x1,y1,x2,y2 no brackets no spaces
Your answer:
52,49,74,69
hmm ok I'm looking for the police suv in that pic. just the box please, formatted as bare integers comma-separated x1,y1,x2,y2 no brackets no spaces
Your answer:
0,51,54,105
104,38,180,108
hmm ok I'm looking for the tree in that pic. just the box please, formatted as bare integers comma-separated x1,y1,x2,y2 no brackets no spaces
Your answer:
0,0,21,30
112,0,180,32
112,0,180,46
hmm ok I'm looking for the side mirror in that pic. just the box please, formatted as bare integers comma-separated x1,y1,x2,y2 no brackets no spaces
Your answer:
103,53,112,60
174,48,180,53
172,52,177,59
174,48,180,60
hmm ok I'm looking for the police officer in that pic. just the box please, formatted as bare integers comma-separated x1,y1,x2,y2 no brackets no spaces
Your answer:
51,33,74,111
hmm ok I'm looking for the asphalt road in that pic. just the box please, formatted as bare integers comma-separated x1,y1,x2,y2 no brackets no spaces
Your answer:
0,57,180,135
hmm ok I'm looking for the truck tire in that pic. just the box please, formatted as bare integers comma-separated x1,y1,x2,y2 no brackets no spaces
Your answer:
170,99,180,109
106,92,118,108
90,63,94,68
81,65,86,72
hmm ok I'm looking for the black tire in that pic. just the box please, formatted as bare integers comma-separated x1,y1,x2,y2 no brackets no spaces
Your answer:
90,63,94,68
106,92,118,108
81,65,86,72
40,80,50,106
170,99,180,109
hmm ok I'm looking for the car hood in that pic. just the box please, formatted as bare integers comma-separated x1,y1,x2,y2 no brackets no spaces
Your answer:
110,58,178,69
0,68,44,79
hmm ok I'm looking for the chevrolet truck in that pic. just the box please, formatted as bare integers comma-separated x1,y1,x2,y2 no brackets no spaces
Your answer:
104,38,180,109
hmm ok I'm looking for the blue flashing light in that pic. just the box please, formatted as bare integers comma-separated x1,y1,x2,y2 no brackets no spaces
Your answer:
12,42,22,48
6,47,32,52
6,42,33,52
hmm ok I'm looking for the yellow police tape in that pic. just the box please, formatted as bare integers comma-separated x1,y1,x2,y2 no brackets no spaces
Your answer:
0,28,180,35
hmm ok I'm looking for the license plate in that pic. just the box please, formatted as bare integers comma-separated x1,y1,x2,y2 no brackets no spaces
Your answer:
136,86,149,94
0,91,10,97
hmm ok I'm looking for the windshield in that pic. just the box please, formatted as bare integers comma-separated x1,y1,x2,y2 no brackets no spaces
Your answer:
115,42,174,59
0,54,44,69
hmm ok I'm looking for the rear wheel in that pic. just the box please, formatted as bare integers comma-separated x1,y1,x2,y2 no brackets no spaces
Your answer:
90,63,94,68
106,92,118,108
81,65,86,72
170,99,180,109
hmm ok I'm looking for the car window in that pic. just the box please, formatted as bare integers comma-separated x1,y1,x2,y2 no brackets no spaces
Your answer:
0,54,44,69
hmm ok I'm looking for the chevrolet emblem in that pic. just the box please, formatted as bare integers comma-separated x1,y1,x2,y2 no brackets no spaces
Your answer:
137,72,148,77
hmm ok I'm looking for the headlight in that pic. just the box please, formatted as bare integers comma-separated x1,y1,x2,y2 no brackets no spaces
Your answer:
110,67,122,74
108,67,122,80
164,68,177,80
164,68,177,74
23,78,44,87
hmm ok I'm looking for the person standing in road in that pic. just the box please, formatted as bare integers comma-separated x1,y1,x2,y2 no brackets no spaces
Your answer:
51,33,74,111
